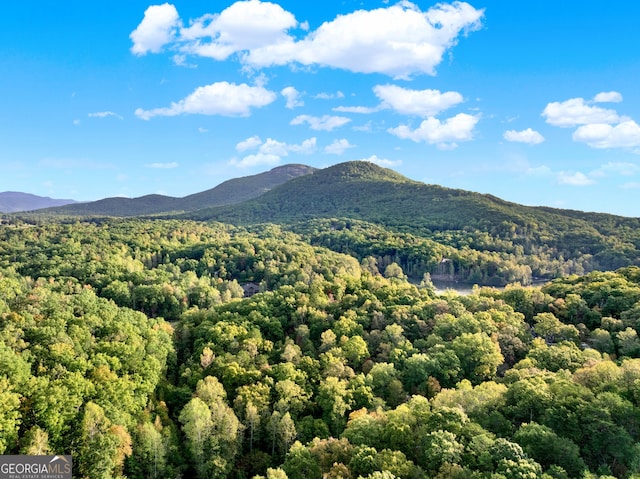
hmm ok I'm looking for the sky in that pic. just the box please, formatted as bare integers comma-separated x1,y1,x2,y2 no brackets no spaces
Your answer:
1,1,640,217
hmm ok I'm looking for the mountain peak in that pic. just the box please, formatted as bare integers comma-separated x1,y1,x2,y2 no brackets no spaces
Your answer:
321,161,414,183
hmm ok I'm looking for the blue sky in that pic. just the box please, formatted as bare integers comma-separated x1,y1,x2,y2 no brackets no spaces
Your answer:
2,1,640,217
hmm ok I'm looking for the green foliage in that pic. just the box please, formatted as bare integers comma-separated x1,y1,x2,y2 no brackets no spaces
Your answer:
2,212,640,478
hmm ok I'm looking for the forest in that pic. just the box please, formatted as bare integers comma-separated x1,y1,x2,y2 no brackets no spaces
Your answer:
2,215,640,478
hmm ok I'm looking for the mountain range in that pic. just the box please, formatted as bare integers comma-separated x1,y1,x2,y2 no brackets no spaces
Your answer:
19,164,315,216
0,192,77,213
6,160,640,283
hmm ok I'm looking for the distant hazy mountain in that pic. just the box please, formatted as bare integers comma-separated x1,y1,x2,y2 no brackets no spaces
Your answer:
0,192,77,213
40,164,317,216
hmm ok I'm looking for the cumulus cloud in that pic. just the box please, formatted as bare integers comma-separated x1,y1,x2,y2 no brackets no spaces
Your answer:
246,1,484,78
573,120,640,150
290,114,351,131
146,162,179,169
324,139,355,155
232,153,282,168
594,91,623,103
388,113,478,149
361,155,402,168
557,171,595,186
231,136,317,168
131,1,484,78
135,81,276,119
503,128,545,145
281,86,304,109
542,96,620,128
373,84,464,116
88,111,123,120
179,0,297,60
314,91,345,100
130,3,180,55
543,91,640,153
236,135,263,152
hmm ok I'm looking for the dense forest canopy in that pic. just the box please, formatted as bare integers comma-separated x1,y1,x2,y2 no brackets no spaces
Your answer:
1,215,640,478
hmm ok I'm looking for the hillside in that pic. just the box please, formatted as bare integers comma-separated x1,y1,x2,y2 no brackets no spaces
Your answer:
0,191,76,212
186,161,638,232
184,161,640,283
40,164,316,216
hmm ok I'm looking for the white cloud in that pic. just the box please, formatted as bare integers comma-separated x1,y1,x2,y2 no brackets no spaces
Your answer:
388,113,479,149
361,155,402,168
557,171,595,186
324,139,355,155
246,1,484,78
281,86,304,109
289,137,317,154
594,91,623,103
333,105,380,114
135,81,276,119
621,182,640,189
542,97,620,127
236,135,263,152
179,0,297,60
198,127,208,133
314,91,345,100
503,128,545,145
373,84,464,116
146,162,179,169
353,121,373,132
232,153,282,168
88,111,123,120
590,161,640,177
291,114,351,131
231,136,317,168
573,120,640,150
133,1,484,78
130,3,180,55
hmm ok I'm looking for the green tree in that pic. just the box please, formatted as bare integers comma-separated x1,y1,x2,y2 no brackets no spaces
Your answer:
451,333,504,384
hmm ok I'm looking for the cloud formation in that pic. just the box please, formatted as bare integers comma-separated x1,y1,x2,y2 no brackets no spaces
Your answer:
557,171,595,186
324,139,355,155
542,96,620,128
374,85,464,116
281,86,304,109
232,135,316,167
290,114,351,131
388,113,479,149
130,3,180,55
135,81,276,119
88,111,123,120
543,91,640,152
573,120,640,150
503,128,544,145
131,1,484,78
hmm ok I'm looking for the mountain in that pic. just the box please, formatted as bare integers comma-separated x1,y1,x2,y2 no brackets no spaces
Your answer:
0,192,77,213
186,160,627,230
39,164,316,216
183,161,640,278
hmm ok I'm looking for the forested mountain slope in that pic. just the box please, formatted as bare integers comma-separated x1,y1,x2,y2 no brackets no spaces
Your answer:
184,161,640,284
